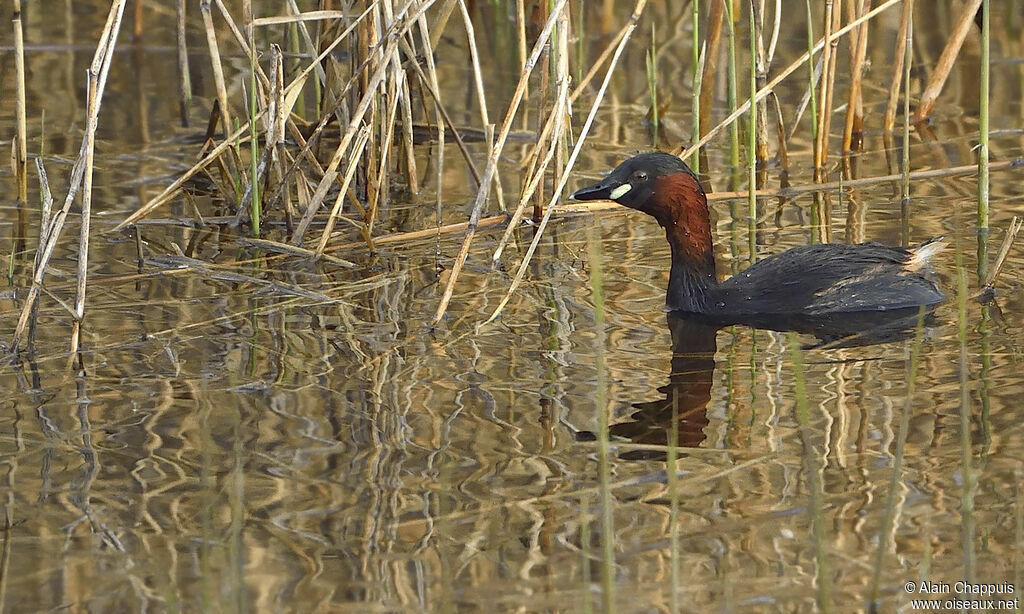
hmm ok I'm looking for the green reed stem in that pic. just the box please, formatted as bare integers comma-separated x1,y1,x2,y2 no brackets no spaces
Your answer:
248,56,261,237
805,0,819,147
868,307,927,609
748,1,757,263
581,490,593,614
668,392,680,612
586,217,615,613
724,0,740,170
978,0,990,230
957,258,977,583
901,13,912,203
691,0,700,172
788,332,831,613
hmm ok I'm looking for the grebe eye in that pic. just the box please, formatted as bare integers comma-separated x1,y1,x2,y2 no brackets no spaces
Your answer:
632,170,648,182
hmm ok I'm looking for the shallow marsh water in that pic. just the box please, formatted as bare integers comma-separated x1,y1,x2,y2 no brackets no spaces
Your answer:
1,2,1024,612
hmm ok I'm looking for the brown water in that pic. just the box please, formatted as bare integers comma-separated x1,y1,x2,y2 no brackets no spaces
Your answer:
2,2,1023,612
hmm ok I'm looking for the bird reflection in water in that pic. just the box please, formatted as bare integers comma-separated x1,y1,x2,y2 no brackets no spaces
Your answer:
579,308,935,461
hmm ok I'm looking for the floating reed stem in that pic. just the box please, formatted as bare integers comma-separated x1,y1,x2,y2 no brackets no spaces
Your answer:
982,216,1022,290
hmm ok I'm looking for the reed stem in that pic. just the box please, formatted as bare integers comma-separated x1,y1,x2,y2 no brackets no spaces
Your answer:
902,9,913,203
978,0,990,231
691,0,700,172
748,0,757,263
804,0,819,148
725,0,740,169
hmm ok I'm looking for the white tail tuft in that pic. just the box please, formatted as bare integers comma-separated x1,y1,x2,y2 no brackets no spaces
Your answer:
905,237,948,272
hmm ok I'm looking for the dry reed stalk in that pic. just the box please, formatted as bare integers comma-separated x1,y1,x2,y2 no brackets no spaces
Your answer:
813,0,838,180
457,0,490,128
398,36,482,184
602,0,616,34
770,92,789,174
409,11,446,247
428,0,458,48
71,1,128,355
913,0,983,122
490,12,573,264
316,127,372,256
118,123,252,229
27,159,54,349
483,0,648,325
275,2,332,84
252,9,352,26
12,0,27,203
175,0,192,126
841,0,869,154
218,1,368,177
10,1,126,354
431,0,572,324
751,0,773,165
398,61,418,195
699,0,726,138
133,0,143,40
288,3,435,245
236,237,355,267
363,64,402,244
902,11,913,203
516,0,527,96
883,0,913,132
200,1,233,139
569,22,631,104
328,214,509,253
747,0,757,261
983,217,1022,289
680,0,902,160
456,1,504,212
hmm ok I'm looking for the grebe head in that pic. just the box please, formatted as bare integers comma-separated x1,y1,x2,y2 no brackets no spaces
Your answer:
570,152,704,220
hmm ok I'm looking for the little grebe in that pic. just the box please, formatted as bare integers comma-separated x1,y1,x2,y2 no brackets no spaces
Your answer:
572,152,946,316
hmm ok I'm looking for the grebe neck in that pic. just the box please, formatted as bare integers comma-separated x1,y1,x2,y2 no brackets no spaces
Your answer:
651,173,717,313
